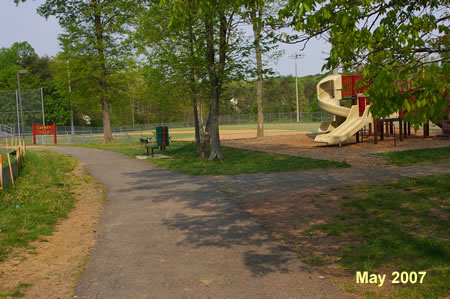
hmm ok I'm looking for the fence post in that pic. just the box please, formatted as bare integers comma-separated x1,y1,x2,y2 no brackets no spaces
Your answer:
7,153,13,186
0,155,3,190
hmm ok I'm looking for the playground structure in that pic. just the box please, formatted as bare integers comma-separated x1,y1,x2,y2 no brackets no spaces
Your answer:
314,74,449,145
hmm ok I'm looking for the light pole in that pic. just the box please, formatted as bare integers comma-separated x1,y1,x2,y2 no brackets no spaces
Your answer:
288,53,303,122
67,59,75,135
17,70,27,140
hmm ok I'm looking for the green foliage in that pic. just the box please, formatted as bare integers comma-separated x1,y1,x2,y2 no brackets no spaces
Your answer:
42,81,72,126
0,42,42,90
0,42,74,126
0,151,77,262
223,75,321,114
36,0,143,139
282,0,449,125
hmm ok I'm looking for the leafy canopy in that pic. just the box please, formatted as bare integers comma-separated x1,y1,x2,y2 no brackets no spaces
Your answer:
281,0,449,124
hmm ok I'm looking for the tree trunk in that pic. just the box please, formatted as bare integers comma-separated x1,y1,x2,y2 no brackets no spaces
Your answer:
94,6,113,143
187,16,209,158
193,98,209,158
252,7,264,138
205,11,224,161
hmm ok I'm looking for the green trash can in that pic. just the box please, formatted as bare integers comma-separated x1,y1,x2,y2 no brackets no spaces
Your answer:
155,126,169,149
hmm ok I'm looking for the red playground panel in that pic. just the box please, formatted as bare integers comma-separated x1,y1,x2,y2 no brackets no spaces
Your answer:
341,75,367,98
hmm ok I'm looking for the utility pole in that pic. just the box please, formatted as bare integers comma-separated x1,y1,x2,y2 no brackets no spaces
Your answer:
288,53,303,122
67,60,75,135
17,70,27,140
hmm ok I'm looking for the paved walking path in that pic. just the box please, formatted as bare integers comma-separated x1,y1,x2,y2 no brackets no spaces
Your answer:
48,147,345,298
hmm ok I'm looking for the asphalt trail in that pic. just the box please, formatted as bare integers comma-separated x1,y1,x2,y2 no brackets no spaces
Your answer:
48,147,345,298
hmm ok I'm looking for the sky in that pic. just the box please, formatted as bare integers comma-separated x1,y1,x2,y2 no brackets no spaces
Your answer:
0,1,331,77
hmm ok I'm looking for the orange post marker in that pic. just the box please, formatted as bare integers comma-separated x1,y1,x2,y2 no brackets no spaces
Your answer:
0,155,3,190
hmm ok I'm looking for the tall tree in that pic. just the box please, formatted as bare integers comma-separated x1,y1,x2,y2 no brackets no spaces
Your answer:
161,0,249,160
249,2,265,137
0,42,41,90
136,1,211,157
243,1,281,138
29,0,140,142
280,0,449,125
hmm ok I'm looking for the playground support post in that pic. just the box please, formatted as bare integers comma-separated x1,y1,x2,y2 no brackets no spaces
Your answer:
424,121,430,137
399,118,403,142
373,120,378,144
403,122,407,139
393,124,397,147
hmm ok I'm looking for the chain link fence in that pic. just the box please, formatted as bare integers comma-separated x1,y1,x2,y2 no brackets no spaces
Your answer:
26,111,332,145
0,88,44,137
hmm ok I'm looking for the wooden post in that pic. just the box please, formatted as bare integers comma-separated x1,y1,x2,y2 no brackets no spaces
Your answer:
374,120,378,144
368,123,372,136
7,153,13,186
404,122,407,139
423,121,429,137
53,123,57,144
0,155,3,190
32,124,36,145
16,146,20,170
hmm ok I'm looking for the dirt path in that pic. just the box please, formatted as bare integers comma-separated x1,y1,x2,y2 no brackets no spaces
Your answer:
47,146,344,298
0,161,103,298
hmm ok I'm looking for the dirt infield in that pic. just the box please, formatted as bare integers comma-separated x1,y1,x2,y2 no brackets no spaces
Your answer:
177,129,311,141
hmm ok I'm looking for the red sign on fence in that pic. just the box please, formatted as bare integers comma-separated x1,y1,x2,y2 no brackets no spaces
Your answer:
32,123,57,144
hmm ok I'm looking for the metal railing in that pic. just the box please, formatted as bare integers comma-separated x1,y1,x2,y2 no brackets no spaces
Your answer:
0,125,14,138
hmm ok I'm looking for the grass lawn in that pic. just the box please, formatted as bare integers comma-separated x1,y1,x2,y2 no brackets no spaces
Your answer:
375,146,450,166
313,174,450,298
0,151,77,262
66,141,349,175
